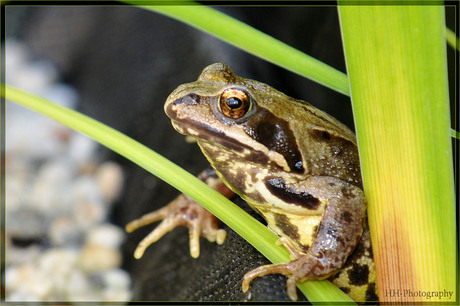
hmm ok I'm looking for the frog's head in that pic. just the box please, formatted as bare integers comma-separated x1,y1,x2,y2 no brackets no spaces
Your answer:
164,63,306,174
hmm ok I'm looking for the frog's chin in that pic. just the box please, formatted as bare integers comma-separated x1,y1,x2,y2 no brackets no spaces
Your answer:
170,120,188,136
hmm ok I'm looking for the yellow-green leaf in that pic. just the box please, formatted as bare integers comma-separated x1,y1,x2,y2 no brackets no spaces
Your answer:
339,5,456,303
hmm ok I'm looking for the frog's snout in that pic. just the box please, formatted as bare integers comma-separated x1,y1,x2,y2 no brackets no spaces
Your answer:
164,93,199,121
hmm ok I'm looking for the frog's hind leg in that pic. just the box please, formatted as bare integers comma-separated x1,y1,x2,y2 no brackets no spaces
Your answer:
242,254,327,301
243,176,368,301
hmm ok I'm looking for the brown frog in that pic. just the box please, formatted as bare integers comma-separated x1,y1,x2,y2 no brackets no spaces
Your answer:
126,63,378,302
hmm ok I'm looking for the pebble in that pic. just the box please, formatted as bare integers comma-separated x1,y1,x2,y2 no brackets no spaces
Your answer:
4,235,42,266
79,244,122,272
5,264,54,300
86,224,125,249
28,158,74,214
4,39,132,302
4,39,30,85
96,161,124,202
13,58,58,96
49,216,82,246
72,176,108,228
65,270,94,300
68,133,99,167
44,82,79,109
103,269,132,290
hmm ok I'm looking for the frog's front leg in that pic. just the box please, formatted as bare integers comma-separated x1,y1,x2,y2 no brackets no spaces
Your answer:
126,169,232,259
242,176,367,301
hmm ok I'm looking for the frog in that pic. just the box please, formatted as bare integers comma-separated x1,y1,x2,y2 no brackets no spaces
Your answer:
126,63,378,302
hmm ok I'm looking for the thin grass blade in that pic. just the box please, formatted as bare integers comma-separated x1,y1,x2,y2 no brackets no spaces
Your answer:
121,0,349,96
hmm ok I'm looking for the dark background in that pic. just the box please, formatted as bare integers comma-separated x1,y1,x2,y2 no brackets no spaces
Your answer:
4,4,458,301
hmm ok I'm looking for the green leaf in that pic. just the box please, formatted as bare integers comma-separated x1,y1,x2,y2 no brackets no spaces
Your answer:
339,5,456,302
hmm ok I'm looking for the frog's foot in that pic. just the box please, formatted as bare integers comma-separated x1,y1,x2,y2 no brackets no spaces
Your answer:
126,193,226,259
242,255,329,301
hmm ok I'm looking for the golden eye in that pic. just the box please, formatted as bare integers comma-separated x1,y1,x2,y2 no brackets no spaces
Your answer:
219,88,251,119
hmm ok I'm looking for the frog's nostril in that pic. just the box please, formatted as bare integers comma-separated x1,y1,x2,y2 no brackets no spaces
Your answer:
174,93,199,105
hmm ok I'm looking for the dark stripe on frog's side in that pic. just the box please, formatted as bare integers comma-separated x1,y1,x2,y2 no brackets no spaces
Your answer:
347,264,369,286
265,177,321,210
273,214,310,253
274,214,300,242
365,282,379,301
242,108,304,173
339,287,351,294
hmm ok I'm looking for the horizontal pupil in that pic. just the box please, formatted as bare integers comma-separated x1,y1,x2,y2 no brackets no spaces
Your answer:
227,97,243,109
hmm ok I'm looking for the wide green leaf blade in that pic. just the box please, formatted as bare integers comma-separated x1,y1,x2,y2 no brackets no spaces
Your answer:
339,4,456,303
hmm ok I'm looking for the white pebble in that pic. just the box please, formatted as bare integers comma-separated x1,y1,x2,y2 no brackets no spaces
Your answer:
6,291,40,302
4,40,132,302
86,224,125,249
6,110,68,160
4,39,30,85
4,235,41,266
4,167,30,212
78,244,122,272
26,273,55,300
96,162,124,202
4,265,21,292
6,208,47,238
49,216,83,246
12,59,58,96
28,158,74,214
67,133,98,166
73,200,106,230
5,264,54,300
65,270,94,300
44,83,79,109
102,269,131,290
38,248,78,274
103,288,132,301
72,176,107,228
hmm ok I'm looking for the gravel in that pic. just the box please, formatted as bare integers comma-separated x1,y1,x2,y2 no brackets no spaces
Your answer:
3,39,133,302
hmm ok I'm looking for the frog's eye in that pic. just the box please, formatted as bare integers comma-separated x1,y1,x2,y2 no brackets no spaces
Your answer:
219,88,252,119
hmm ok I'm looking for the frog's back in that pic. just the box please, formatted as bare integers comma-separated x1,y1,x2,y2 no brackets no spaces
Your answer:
228,67,362,187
